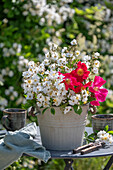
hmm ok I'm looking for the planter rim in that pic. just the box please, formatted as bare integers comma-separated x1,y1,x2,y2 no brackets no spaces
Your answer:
38,102,89,109
3,108,27,114
92,114,113,120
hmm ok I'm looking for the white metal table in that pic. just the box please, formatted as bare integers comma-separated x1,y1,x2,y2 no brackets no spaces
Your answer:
0,127,113,170
48,127,113,170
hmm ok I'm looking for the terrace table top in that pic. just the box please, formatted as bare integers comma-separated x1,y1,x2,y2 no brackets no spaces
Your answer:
0,126,113,159
48,127,113,159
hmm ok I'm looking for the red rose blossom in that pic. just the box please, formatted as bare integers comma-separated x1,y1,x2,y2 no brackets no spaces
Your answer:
58,72,81,91
71,61,90,83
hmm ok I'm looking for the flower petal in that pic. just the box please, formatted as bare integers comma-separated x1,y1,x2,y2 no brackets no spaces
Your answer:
94,76,106,87
81,63,87,71
89,86,96,93
84,81,92,88
77,61,81,67
95,92,107,102
99,88,108,94
90,100,100,106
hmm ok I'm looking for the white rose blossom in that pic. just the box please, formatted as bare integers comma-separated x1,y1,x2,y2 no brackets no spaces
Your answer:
94,52,100,59
83,55,91,61
64,106,72,114
66,53,73,58
70,39,77,46
69,95,81,105
75,50,80,56
93,67,98,74
26,93,33,100
94,60,100,68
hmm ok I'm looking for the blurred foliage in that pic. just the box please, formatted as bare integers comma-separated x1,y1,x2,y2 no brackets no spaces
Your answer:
5,156,113,170
0,0,113,169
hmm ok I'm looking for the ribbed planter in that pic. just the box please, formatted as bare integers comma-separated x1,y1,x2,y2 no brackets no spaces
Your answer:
37,104,88,151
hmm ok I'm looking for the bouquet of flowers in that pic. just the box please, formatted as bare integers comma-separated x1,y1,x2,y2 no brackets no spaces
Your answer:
22,39,108,115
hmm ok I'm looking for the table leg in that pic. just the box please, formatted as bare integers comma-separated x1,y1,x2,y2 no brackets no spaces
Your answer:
64,159,74,170
103,155,113,170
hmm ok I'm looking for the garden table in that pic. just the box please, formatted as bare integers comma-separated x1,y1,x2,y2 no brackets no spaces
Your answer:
0,127,113,170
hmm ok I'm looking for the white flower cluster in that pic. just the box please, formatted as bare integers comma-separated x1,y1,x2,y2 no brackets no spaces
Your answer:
2,18,8,24
5,86,18,101
0,42,22,57
0,67,14,83
21,0,75,25
0,42,29,73
78,5,113,54
23,40,94,114
82,52,100,74
18,56,29,72
23,60,68,108
0,97,8,111
95,130,113,145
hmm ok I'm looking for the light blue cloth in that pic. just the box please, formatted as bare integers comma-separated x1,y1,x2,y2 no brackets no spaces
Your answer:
0,123,51,169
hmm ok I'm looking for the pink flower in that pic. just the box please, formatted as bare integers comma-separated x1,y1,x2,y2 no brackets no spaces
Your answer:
89,76,108,106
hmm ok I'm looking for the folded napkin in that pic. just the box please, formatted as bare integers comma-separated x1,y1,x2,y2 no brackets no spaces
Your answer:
0,122,51,169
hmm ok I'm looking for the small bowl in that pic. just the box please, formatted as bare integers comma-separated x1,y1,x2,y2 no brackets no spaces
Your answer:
91,114,113,133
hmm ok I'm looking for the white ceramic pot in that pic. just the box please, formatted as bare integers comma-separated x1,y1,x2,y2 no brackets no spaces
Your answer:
37,104,88,151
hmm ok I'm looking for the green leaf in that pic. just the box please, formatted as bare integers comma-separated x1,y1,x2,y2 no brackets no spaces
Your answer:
21,99,36,110
60,102,69,108
51,108,55,115
73,105,78,113
107,131,113,135
77,107,82,115
106,100,113,108
104,125,109,132
37,73,43,78
84,131,88,137
85,14,94,20
84,132,95,143
85,8,94,14
75,8,84,15
88,97,95,102
104,1,113,10
88,136,94,141
42,107,49,114
88,133,95,138
73,105,82,115
94,129,99,134
67,33,75,39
